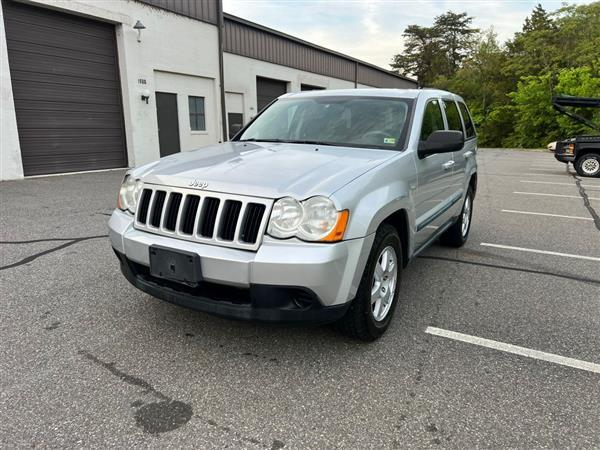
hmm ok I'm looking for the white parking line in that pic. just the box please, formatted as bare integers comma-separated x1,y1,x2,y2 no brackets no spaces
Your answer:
514,191,600,201
521,173,571,177
528,168,565,172
520,180,600,190
425,327,600,374
520,180,573,186
501,209,593,221
481,243,600,262
529,164,563,168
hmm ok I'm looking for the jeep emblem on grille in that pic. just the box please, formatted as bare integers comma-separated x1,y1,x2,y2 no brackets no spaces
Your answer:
189,179,209,189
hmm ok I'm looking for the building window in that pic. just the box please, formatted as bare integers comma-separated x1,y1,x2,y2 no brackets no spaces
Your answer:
188,96,206,131
228,113,244,139
301,84,325,91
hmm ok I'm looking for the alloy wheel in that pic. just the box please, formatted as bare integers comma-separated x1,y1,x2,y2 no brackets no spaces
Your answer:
582,158,600,176
371,246,398,322
461,195,472,237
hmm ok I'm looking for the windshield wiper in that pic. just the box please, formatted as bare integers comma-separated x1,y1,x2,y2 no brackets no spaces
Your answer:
286,140,336,146
238,138,336,146
238,138,289,143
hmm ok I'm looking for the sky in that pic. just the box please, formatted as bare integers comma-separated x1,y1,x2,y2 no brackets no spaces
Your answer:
222,0,595,70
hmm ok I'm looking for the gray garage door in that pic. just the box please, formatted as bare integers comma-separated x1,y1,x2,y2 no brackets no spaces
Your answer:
3,0,127,176
256,77,287,113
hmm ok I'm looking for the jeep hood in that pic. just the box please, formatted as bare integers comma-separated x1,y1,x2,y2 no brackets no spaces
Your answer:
134,142,396,199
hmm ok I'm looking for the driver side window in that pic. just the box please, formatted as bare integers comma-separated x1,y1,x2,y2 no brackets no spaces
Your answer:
420,100,445,141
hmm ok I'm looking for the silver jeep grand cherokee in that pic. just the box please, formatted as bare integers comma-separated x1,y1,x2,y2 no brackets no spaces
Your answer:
109,89,477,340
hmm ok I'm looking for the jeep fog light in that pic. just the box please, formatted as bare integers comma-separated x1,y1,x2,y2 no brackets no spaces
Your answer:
117,175,143,214
267,197,303,238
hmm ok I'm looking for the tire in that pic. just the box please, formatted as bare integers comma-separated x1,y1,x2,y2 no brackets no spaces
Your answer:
335,224,402,341
439,187,474,248
574,153,600,178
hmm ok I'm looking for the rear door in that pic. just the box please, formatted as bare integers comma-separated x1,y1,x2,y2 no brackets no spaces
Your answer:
413,98,455,249
457,102,478,177
452,101,477,201
442,98,467,200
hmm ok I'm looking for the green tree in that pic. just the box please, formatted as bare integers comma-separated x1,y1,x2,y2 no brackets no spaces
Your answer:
509,67,600,147
504,4,557,82
390,25,442,85
433,12,479,76
390,11,477,86
390,2,600,148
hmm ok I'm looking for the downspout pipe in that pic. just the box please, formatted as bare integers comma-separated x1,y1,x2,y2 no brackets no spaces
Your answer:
217,0,228,141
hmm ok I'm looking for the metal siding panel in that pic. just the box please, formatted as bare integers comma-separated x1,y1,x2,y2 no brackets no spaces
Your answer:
222,17,413,85
3,0,127,175
136,0,217,24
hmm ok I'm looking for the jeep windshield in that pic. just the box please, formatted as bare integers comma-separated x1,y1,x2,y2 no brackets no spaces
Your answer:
237,96,413,150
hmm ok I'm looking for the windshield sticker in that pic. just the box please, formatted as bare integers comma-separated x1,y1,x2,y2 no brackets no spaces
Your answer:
384,137,396,145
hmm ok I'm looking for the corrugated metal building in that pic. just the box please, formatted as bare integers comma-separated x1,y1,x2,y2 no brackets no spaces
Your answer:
0,0,416,180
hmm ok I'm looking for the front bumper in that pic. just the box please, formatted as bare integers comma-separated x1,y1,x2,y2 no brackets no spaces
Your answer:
115,250,350,323
109,210,374,320
554,152,575,163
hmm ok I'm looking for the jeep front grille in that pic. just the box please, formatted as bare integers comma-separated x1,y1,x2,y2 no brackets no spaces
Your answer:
134,185,272,251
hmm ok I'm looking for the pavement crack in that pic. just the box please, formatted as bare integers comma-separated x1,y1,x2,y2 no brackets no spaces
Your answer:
419,255,600,286
570,173,600,231
0,235,107,271
79,351,193,434
0,234,107,244
79,350,169,400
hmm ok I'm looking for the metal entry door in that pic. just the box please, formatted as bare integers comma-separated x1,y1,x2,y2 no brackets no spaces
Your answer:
155,92,181,157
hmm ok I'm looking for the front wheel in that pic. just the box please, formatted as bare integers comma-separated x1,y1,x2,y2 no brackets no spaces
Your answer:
440,187,474,247
335,224,402,341
575,153,600,178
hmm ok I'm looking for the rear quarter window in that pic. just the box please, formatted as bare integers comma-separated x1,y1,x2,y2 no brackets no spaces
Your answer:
458,102,476,139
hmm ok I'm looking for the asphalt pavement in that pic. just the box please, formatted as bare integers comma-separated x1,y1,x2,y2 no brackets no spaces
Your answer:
1,149,599,448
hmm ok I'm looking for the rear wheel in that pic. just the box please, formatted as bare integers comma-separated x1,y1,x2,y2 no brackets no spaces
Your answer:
440,187,474,247
575,153,600,177
335,224,402,341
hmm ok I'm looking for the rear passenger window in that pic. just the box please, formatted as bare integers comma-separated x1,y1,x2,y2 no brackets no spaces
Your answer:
458,102,476,139
443,100,463,132
420,100,445,141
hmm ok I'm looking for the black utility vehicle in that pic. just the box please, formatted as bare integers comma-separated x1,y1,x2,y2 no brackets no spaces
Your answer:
552,95,600,177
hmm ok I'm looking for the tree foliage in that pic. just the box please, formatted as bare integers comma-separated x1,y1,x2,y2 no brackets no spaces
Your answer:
391,2,600,147
391,12,478,85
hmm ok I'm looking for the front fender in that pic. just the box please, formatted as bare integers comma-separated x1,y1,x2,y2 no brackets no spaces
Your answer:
331,152,417,244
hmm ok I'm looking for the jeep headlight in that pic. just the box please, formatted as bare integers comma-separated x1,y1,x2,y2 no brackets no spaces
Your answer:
267,196,349,242
117,174,143,214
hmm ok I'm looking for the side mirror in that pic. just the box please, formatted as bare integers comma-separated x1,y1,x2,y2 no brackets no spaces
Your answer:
418,130,464,159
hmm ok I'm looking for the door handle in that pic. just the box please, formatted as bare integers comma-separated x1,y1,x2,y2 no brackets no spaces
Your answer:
442,160,455,170
464,151,474,159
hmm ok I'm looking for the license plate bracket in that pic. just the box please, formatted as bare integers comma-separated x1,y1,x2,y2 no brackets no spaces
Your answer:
149,245,202,285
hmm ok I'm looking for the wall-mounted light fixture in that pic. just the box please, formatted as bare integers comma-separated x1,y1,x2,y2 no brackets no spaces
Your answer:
141,89,150,104
133,20,146,43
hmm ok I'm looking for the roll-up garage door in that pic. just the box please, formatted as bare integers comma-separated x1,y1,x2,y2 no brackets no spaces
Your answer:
3,0,127,176
256,77,287,113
